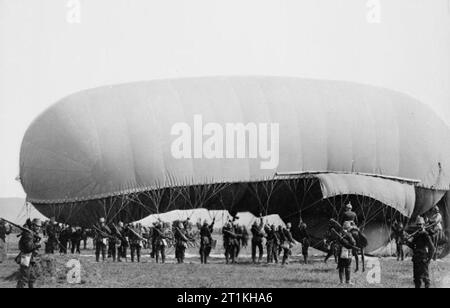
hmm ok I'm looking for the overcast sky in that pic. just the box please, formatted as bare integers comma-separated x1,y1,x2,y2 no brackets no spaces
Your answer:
1,0,449,198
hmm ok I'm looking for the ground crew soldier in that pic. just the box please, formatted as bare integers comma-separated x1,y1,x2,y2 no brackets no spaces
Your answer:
298,221,311,264
116,222,129,262
153,222,168,263
392,220,407,261
406,216,435,288
17,218,42,288
174,222,189,264
59,224,70,254
81,228,88,250
251,217,265,263
427,206,443,260
128,224,143,263
341,203,358,225
108,224,121,262
70,226,83,254
280,223,295,265
337,221,357,284
199,218,215,264
0,219,12,263
44,217,59,254
266,225,279,263
94,217,111,262
222,221,237,264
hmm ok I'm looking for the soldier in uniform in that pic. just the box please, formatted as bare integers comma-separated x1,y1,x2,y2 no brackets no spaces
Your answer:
298,221,311,264
266,225,279,263
427,206,443,260
94,217,111,262
116,222,129,262
392,220,407,261
0,219,12,263
337,221,357,284
174,222,189,264
81,228,88,250
199,218,215,264
70,226,83,254
44,217,59,254
59,224,70,255
340,203,358,225
280,223,295,265
108,224,121,262
222,221,237,264
406,216,436,288
153,222,168,263
183,218,193,232
128,224,143,263
251,218,265,263
234,224,243,259
17,218,42,288
150,223,158,258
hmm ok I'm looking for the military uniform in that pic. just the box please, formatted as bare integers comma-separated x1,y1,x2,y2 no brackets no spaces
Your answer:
153,224,167,263
341,210,358,225
299,223,311,264
108,226,121,262
251,220,264,263
280,226,294,265
407,227,435,288
174,226,189,263
116,225,129,262
45,222,59,254
428,208,443,260
337,230,356,284
94,223,111,262
0,220,12,263
266,226,280,263
59,226,70,254
17,222,41,288
70,227,83,254
128,225,143,263
222,223,237,264
199,220,215,264
392,221,407,261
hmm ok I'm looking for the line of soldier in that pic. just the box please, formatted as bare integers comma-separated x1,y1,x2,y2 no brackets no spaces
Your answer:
92,217,202,264
222,214,311,265
390,206,442,288
322,203,440,287
43,217,88,255
5,203,442,288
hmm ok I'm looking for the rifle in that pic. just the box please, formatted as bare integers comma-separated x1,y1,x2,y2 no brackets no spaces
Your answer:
127,226,145,241
331,228,360,252
405,221,439,241
175,227,199,248
0,218,40,239
153,226,174,241
92,225,116,240
113,223,129,240
222,229,238,238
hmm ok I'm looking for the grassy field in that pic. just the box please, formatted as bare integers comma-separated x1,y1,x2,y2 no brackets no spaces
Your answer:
1,234,450,288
